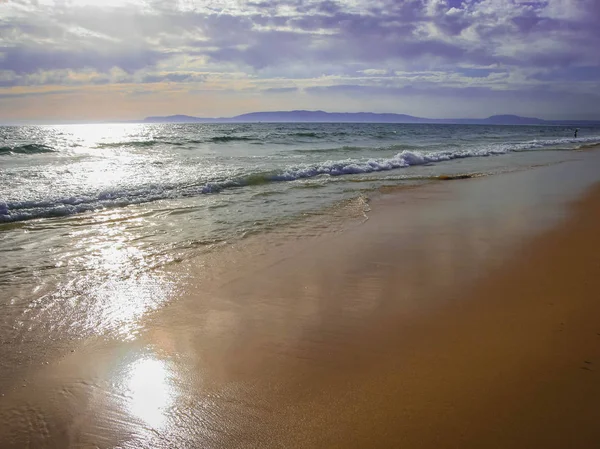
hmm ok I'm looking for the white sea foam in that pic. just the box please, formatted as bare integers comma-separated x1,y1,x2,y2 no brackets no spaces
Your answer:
200,146,512,194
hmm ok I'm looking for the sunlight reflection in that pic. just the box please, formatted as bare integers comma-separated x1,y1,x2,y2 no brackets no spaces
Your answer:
69,219,148,277
57,123,149,149
91,274,174,339
85,159,131,188
59,215,177,340
127,357,173,430
54,124,149,189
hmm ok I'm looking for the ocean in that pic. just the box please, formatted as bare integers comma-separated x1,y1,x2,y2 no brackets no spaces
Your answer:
2,122,600,371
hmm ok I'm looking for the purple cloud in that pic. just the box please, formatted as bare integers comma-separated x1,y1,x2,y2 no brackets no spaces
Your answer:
0,46,166,74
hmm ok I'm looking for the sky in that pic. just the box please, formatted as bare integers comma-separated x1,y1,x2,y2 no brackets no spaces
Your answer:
1,0,599,122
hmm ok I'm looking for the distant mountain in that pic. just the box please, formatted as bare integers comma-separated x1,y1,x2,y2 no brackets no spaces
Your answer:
142,110,600,126
143,114,212,123
482,115,547,125
231,110,429,123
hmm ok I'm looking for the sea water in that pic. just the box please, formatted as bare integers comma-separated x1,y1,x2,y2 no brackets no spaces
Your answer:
1,122,599,369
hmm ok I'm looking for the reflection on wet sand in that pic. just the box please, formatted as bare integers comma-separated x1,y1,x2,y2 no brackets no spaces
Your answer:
0,209,178,384
126,357,173,430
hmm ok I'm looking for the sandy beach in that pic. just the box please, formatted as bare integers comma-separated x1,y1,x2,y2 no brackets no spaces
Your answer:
1,151,600,448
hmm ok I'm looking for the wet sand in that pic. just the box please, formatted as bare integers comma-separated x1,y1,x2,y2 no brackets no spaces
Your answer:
1,152,600,448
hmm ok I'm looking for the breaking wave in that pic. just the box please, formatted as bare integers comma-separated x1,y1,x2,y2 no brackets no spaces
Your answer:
199,148,506,194
3,134,600,223
0,144,55,155
0,146,526,222
292,144,416,154
502,135,600,151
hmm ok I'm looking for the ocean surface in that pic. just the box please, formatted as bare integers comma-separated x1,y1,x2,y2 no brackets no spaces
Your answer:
2,122,600,370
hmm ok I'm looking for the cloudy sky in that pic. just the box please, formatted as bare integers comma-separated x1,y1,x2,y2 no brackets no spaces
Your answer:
1,0,599,122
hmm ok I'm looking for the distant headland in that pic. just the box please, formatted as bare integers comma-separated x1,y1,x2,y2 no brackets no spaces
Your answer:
142,110,600,126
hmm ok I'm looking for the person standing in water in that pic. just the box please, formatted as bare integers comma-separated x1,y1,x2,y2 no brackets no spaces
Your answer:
574,128,579,138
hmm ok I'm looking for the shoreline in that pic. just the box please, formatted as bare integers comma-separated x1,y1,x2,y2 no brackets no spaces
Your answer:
1,150,600,447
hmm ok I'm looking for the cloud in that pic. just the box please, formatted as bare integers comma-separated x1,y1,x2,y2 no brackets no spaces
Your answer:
0,45,166,74
263,87,299,93
0,67,208,87
0,88,78,99
1,0,600,120
359,69,393,76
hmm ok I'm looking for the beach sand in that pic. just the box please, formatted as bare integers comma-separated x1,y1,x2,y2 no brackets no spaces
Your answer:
1,152,600,448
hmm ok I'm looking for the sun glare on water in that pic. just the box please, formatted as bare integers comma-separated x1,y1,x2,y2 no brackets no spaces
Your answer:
58,123,149,149
51,123,154,189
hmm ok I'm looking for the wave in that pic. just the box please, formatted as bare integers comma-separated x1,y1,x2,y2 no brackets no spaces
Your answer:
271,130,350,139
0,144,55,155
292,144,417,154
290,132,319,138
200,147,510,193
94,136,276,148
0,185,178,223
96,140,159,148
506,135,600,151
575,142,600,151
95,140,184,148
3,137,600,223
291,136,600,156
293,145,370,154
209,136,258,143
2,148,478,221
